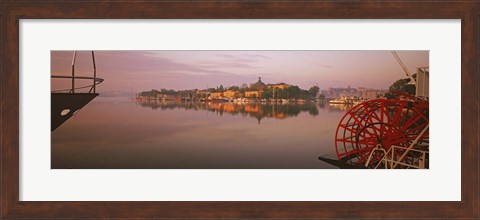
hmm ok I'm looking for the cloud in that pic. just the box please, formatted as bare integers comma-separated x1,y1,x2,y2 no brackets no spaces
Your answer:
215,53,258,63
216,54,236,59
51,50,429,92
195,53,264,69
91,51,243,77
242,54,271,59
199,60,258,69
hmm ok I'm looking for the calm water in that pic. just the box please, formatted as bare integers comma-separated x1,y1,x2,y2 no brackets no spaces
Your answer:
51,97,351,169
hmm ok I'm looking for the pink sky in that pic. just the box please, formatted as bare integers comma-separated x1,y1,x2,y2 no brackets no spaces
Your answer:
51,51,428,92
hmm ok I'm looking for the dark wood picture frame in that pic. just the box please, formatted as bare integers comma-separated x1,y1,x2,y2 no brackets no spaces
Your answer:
1,1,478,219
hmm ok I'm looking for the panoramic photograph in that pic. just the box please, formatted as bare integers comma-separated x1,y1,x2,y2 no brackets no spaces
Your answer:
51,51,429,169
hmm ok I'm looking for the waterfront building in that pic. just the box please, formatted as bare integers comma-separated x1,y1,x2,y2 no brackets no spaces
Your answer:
267,83,289,90
210,92,223,99
250,77,267,90
245,77,266,98
223,90,237,99
245,90,263,98
321,87,386,99
196,90,210,96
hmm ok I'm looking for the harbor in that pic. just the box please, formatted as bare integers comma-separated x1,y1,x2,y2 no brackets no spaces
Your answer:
51,50,429,169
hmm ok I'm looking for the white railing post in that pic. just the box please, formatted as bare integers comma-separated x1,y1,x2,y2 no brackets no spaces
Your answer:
71,51,77,93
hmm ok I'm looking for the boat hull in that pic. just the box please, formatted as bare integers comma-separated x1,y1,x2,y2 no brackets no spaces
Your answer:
51,93,98,131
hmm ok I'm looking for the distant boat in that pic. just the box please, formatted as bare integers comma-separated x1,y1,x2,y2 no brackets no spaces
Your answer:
353,99,366,105
329,96,366,105
329,98,348,104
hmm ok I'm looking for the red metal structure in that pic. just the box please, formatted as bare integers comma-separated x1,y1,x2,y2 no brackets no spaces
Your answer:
334,92,429,168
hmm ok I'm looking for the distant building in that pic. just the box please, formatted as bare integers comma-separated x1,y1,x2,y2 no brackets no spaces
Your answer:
223,90,237,99
366,91,377,99
196,90,210,95
195,90,210,99
210,92,223,99
245,90,263,98
357,87,367,98
268,83,289,90
250,77,267,91
245,77,266,98
320,87,386,99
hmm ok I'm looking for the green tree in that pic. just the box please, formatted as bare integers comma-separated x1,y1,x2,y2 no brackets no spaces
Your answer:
389,78,415,95
308,86,320,99
262,89,273,99
286,86,302,99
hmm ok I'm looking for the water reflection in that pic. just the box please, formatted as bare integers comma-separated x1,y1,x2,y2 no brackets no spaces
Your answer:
136,100,327,123
52,97,353,169
325,103,355,112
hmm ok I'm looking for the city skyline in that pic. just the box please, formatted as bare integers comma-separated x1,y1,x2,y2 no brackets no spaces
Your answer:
51,50,428,92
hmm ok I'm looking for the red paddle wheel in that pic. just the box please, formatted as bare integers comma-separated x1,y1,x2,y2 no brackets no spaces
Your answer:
335,93,429,168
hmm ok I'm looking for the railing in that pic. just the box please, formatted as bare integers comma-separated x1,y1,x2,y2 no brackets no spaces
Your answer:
51,51,103,93
369,124,429,169
374,145,428,169
51,75,104,93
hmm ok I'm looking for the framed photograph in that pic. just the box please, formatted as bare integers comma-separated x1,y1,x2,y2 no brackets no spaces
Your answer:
1,1,478,219
50,50,429,170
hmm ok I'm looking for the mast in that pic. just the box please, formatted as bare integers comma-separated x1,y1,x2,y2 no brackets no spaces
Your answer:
391,51,416,85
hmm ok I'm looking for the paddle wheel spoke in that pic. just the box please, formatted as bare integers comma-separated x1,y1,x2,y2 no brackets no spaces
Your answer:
335,97,429,168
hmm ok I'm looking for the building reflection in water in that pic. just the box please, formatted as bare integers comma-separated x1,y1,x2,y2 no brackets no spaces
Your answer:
52,97,355,169
136,100,317,124
136,99,350,124
325,103,355,112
